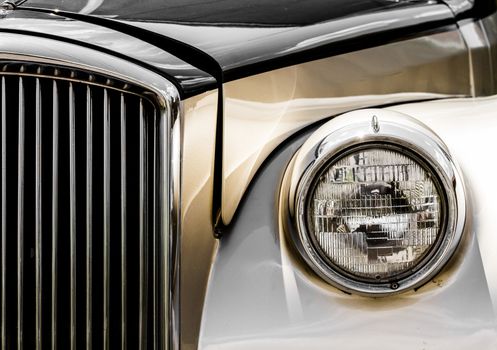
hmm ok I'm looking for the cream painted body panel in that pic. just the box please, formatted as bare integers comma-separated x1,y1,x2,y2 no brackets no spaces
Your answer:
199,96,497,349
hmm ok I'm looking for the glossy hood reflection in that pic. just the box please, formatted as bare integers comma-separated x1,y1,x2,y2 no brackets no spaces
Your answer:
17,0,458,85
23,0,422,25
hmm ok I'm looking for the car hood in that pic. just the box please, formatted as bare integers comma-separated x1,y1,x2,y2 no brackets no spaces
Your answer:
19,0,459,82
20,0,429,26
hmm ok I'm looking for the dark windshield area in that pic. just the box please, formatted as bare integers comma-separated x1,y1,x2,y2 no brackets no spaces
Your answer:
23,0,417,26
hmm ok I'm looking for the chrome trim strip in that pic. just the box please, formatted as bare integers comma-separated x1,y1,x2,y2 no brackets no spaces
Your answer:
69,82,76,350
86,85,93,350
51,80,58,350
152,109,157,350
1,76,6,350
138,98,147,350
103,88,111,350
167,97,181,350
158,106,168,350
35,77,42,350
17,76,24,350
120,93,127,350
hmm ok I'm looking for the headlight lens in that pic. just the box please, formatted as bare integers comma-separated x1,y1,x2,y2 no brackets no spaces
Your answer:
308,146,443,282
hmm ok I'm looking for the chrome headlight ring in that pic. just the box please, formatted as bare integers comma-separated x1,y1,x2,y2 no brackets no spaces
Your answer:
286,109,466,296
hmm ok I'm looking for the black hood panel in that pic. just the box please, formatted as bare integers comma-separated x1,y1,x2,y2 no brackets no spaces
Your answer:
13,0,493,96
19,1,458,78
22,0,434,26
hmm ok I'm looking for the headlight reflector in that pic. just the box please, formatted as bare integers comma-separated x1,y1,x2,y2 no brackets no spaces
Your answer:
309,146,443,282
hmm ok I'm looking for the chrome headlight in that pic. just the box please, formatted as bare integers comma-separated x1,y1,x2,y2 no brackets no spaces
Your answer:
287,109,466,296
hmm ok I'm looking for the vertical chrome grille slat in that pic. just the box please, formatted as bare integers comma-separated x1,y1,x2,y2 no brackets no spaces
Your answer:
138,98,147,350
152,111,157,350
17,76,25,350
1,76,6,350
158,108,169,350
35,77,43,350
103,88,111,350
120,93,127,350
51,80,59,350
86,85,93,350
69,82,77,350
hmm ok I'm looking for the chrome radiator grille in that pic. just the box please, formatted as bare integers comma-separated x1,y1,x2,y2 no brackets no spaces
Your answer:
0,63,167,349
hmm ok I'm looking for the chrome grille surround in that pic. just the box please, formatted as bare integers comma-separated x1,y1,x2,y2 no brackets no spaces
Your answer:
0,33,180,350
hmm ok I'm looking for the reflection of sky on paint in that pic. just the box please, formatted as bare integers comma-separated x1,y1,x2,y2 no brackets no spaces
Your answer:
78,0,104,14
0,18,195,70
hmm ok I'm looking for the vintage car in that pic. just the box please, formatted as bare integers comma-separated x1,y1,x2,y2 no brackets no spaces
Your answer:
0,0,496,349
